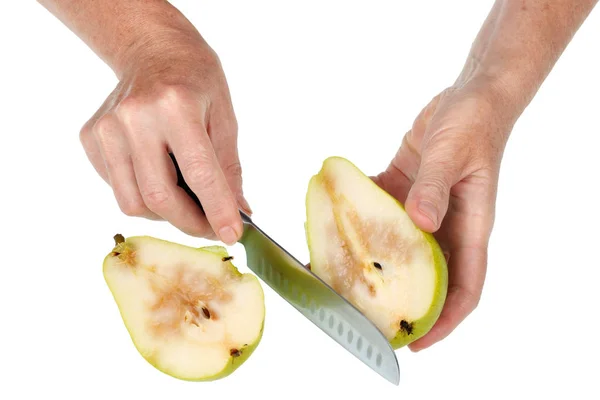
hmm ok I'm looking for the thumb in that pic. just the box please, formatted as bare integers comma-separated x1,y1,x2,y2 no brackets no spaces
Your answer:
405,140,465,232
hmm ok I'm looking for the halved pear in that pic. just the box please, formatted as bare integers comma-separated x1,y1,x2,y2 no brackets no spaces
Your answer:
103,234,265,381
305,157,448,349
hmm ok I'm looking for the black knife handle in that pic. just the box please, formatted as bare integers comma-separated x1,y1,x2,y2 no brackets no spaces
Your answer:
169,152,205,214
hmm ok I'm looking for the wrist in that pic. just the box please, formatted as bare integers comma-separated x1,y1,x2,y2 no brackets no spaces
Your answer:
453,56,533,125
110,4,213,80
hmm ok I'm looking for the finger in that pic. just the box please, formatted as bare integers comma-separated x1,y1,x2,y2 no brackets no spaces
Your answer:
372,133,416,204
168,108,243,245
407,244,487,352
129,139,217,239
80,120,109,184
79,84,125,185
404,136,467,233
408,176,495,351
92,114,160,220
207,107,252,215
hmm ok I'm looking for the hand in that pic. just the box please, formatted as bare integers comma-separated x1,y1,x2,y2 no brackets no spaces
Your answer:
79,33,250,245
373,78,516,351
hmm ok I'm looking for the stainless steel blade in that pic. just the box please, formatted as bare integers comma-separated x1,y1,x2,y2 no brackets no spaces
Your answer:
239,212,400,385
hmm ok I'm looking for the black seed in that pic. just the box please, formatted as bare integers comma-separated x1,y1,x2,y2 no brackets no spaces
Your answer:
373,262,382,270
222,256,234,262
230,348,241,357
400,320,414,335
202,307,211,319
114,234,125,245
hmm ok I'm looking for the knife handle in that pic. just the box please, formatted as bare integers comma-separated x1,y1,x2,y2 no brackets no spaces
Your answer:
169,152,206,214
169,152,251,224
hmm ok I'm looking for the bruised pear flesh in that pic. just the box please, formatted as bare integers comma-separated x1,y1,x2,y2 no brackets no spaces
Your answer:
103,235,265,381
305,157,448,349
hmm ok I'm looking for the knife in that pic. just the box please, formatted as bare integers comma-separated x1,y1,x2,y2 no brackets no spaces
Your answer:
169,153,400,385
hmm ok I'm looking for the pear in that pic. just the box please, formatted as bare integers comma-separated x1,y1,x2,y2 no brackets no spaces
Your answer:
305,157,448,349
103,234,265,381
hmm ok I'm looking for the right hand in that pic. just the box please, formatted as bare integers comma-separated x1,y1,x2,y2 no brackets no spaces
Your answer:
79,33,250,245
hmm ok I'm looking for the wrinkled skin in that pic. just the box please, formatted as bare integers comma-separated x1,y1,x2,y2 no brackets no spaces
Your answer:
373,79,516,352
79,32,250,245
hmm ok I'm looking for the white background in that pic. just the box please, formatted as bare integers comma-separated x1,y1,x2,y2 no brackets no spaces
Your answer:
2,1,599,399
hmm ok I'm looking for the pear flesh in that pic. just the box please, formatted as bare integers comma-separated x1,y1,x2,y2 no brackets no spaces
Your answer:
103,234,265,381
305,157,448,349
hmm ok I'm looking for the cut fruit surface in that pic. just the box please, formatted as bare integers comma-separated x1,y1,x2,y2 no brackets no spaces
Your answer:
103,234,265,381
305,157,448,349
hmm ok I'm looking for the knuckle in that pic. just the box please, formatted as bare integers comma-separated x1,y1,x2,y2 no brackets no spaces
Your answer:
158,84,189,104
119,198,147,217
191,168,217,190
155,84,208,112
183,156,217,187
420,175,449,199
92,115,117,143
224,161,242,178
115,96,143,116
79,123,94,148
114,96,148,129
140,184,171,210
145,84,211,118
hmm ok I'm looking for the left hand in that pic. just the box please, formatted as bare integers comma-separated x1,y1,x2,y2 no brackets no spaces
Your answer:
373,78,516,352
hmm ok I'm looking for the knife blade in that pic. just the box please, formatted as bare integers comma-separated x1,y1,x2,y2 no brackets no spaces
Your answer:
169,154,400,385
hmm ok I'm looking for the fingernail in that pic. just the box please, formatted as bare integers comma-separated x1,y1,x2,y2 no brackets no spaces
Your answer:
219,226,239,246
418,200,438,227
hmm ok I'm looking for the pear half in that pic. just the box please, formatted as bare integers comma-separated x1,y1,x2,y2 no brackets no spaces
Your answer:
103,234,265,381
305,157,448,349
